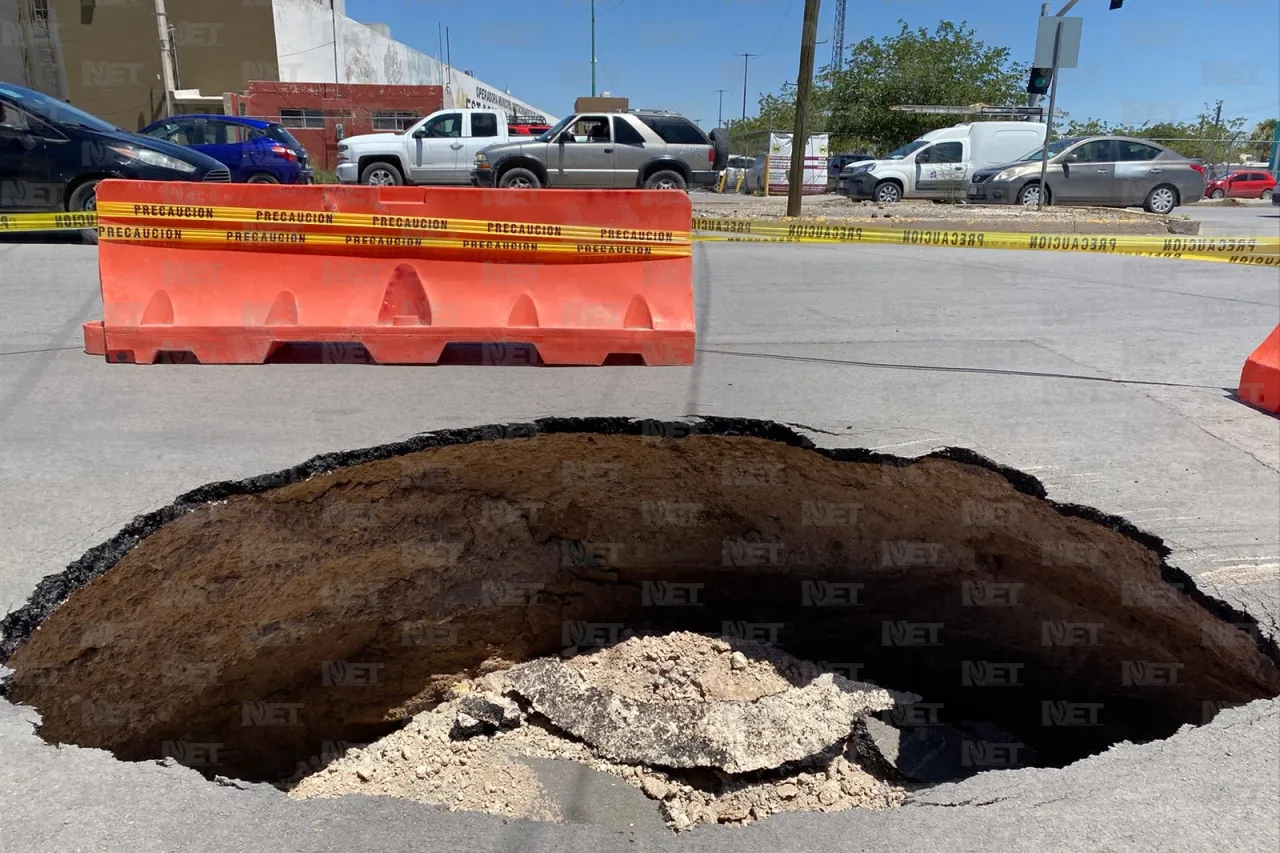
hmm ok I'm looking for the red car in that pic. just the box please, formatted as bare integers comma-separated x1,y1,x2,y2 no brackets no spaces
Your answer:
1205,169,1276,200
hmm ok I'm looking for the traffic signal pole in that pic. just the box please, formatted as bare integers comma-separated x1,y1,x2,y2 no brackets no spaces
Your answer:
1036,18,1063,211
1027,3,1049,109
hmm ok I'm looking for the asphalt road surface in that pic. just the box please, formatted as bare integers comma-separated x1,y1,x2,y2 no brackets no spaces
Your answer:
1,227,1277,852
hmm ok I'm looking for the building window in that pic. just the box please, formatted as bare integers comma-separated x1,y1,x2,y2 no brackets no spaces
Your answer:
32,0,49,21
372,111,420,132
279,108,325,129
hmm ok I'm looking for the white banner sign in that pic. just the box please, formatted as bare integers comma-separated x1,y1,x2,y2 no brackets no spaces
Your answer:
766,132,830,195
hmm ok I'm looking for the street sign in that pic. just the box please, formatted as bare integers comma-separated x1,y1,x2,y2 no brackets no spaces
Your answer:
1034,16,1083,68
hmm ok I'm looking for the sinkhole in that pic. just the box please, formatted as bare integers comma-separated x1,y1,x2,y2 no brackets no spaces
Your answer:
1,417,1277,816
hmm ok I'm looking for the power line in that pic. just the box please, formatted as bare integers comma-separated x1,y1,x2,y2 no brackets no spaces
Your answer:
758,0,796,57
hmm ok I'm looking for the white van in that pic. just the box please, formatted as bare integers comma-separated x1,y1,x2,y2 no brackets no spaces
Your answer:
834,121,1046,203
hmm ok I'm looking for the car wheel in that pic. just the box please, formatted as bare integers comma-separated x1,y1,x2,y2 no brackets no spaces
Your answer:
360,162,403,186
1209,189,1224,200
1143,184,1178,215
67,179,100,245
498,168,541,189
247,173,279,184
1262,189,1273,201
644,170,688,191
1017,182,1045,206
872,180,901,203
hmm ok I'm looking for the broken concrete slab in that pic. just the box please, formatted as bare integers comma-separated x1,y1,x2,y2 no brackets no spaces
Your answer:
503,657,900,773
450,692,523,736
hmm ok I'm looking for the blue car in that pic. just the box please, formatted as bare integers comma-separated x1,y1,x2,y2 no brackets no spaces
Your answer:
139,114,312,184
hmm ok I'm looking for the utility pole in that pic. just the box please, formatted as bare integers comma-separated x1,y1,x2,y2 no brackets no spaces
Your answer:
716,88,726,128
153,0,177,117
787,0,821,217
737,53,756,123
331,0,340,95
1207,99,1223,178
591,0,597,96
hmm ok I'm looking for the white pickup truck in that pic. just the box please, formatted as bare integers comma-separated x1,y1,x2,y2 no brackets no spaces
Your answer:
335,108,551,186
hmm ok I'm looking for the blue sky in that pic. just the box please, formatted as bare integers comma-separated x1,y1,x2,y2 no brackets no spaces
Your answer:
350,0,1279,131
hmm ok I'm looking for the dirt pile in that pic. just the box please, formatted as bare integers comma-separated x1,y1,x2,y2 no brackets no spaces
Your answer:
289,632,909,830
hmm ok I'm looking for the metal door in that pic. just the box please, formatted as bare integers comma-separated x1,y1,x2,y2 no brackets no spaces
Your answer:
1113,140,1166,206
610,115,649,188
461,112,502,183
412,112,462,183
1055,139,1116,203
553,115,614,187
915,140,967,197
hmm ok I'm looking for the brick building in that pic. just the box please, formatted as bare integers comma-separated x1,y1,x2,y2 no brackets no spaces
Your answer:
228,82,444,172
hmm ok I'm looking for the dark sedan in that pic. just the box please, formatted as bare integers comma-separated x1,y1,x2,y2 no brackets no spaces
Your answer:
0,83,228,216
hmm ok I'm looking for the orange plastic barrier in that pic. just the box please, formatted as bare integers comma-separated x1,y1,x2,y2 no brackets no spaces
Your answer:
1237,324,1280,414
81,180,694,365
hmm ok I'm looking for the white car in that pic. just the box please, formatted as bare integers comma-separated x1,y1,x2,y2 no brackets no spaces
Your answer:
720,155,755,190
835,121,1047,203
335,108,551,186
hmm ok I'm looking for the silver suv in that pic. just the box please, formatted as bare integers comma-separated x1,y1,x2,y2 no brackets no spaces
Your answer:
471,110,729,190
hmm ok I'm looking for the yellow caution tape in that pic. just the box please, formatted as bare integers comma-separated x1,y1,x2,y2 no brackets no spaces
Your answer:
4,209,1276,265
692,216,1280,257
95,224,692,257
94,202,692,246
0,212,98,231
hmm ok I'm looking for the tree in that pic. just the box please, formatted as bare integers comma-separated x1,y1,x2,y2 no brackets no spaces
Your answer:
729,21,1026,155
1250,118,1278,159
1062,104,1259,164
822,21,1027,152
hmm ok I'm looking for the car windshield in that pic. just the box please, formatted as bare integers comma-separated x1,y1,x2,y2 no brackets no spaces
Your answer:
535,115,576,142
886,140,927,160
0,84,117,133
1018,137,1082,161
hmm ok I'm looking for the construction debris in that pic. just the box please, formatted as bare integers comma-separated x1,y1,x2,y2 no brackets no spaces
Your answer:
289,632,911,830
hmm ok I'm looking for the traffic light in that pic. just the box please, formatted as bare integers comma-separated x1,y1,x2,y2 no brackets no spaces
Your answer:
1109,0,1124,8
1027,67,1052,96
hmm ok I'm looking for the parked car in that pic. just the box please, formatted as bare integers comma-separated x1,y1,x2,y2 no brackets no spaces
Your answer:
718,155,755,191
1205,169,1276,200
966,136,1206,214
0,83,228,217
836,122,1046,203
336,109,555,186
739,153,769,193
828,152,872,177
139,114,311,184
826,151,872,191
471,110,729,190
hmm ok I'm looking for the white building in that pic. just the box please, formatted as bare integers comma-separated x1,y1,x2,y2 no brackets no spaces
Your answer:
271,0,554,121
